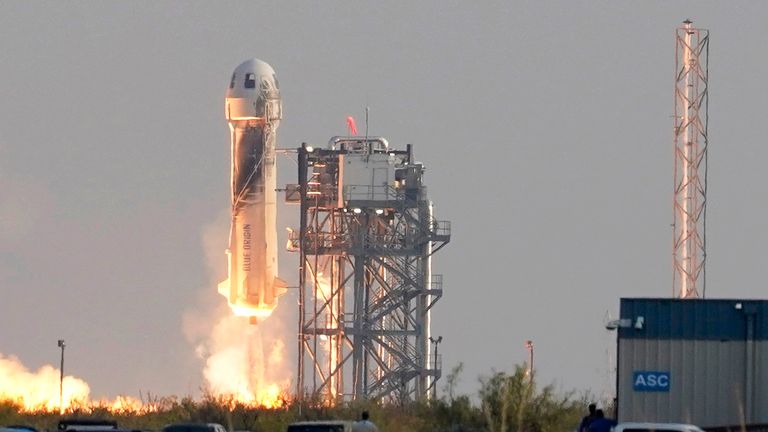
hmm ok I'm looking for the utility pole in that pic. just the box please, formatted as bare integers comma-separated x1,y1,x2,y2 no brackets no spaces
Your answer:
429,336,443,399
525,340,534,380
58,339,65,414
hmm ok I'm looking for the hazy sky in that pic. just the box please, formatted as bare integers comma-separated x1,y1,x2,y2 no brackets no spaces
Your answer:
2,1,768,401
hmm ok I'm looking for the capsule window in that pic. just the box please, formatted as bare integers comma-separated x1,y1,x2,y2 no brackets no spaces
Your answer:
244,73,256,89
229,73,236,89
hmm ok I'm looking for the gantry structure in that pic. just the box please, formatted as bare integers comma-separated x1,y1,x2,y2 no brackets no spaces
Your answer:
673,20,709,299
287,137,450,404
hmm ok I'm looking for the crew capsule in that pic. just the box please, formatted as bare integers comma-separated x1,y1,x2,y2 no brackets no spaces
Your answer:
225,59,282,122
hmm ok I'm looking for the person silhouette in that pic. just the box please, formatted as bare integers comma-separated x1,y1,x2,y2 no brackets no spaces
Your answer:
588,409,617,432
353,411,379,432
579,403,597,432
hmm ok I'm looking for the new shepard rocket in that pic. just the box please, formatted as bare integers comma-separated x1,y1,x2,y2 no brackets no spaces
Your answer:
219,59,287,323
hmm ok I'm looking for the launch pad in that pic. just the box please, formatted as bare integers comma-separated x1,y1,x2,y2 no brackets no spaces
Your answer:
286,137,450,404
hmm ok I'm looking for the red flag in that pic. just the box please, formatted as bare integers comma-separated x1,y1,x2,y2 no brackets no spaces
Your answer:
346,116,358,135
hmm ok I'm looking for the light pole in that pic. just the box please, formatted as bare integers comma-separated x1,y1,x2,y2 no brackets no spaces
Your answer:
57,339,65,414
428,336,443,399
525,340,534,380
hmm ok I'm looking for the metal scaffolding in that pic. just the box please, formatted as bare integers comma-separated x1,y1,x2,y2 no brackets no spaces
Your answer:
287,137,450,404
673,20,709,299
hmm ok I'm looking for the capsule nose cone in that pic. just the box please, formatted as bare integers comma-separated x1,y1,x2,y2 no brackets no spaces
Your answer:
225,58,282,121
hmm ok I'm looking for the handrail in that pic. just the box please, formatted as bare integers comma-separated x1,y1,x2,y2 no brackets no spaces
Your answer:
328,136,389,152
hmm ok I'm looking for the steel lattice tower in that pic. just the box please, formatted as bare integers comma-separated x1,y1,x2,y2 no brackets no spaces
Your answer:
288,138,450,404
672,20,709,299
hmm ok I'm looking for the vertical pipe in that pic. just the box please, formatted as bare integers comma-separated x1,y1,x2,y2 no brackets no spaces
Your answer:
329,254,338,400
311,197,320,397
297,144,308,407
433,341,438,400
745,312,755,423
58,339,65,414
615,333,621,421
362,243,371,397
352,249,366,397
417,201,433,400
339,257,345,400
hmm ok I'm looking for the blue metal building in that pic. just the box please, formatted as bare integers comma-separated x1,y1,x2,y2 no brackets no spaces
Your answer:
617,298,768,427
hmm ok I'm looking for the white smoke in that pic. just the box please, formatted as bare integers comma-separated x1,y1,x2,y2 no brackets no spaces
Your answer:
183,209,292,404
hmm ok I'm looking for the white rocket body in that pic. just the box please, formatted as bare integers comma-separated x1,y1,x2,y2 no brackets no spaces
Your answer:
219,59,286,321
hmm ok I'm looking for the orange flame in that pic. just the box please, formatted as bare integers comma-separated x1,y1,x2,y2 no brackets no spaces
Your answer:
0,353,89,412
0,349,283,413
0,354,153,413
199,311,290,408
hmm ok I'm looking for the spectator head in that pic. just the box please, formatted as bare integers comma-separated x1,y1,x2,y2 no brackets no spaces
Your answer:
588,403,596,414
361,411,370,421
595,409,605,419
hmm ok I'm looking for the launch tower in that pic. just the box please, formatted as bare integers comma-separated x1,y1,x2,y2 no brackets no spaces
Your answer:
287,137,450,403
672,20,709,299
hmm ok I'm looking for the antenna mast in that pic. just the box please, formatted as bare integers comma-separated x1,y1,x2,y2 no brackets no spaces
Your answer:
673,20,709,299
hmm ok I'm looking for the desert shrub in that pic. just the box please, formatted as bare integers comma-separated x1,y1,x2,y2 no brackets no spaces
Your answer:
479,365,584,432
1,363,588,432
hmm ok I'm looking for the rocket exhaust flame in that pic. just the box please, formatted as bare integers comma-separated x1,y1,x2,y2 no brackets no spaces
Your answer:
201,316,288,408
